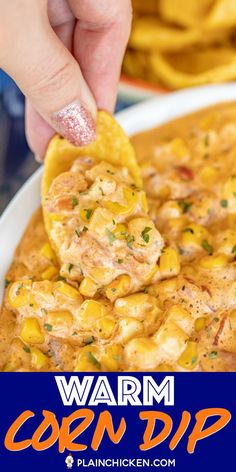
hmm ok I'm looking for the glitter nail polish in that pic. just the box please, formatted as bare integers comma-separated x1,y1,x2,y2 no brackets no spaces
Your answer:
52,102,96,146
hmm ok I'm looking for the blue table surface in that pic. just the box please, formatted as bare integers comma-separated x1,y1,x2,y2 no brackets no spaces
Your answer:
0,70,137,215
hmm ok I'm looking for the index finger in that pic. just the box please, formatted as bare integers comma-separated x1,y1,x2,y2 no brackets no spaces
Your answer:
69,0,132,112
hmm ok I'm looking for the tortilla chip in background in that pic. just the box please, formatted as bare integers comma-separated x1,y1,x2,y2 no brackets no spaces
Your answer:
149,46,236,89
206,0,236,29
158,0,215,27
129,16,226,53
131,0,159,16
42,110,142,199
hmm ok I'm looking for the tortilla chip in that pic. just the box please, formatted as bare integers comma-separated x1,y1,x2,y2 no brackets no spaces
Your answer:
129,17,224,53
158,0,214,28
42,111,142,235
206,0,236,29
149,46,236,89
42,110,142,197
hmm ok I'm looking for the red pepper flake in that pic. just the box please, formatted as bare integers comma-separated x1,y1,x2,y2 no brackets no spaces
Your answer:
175,166,194,181
213,315,227,346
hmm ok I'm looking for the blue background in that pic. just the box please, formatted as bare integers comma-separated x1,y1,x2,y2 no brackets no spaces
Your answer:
0,373,235,471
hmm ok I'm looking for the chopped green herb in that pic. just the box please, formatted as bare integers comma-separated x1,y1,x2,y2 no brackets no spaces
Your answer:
83,226,88,232
126,234,135,249
72,331,78,336
220,199,228,208
99,186,105,196
202,240,213,255
183,227,194,234
23,346,31,353
71,196,78,209
29,303,34,308
106,228,116,245
75,229,81,238
56,275,66,282
141,226,152,243
117,259,123,264
4,279,11,288
232,245,236,254
44,323,53,332
177,200,192,213
214,317,219,322
111,288,117,293
87,352,101,369
84,335,95,345
84,208,93,220
209,350,218,359
112,219,116,225
191,356,197,365
106,169,115,175
68,263,74,273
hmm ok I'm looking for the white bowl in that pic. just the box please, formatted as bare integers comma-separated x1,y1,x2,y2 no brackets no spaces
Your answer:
2,83,236,304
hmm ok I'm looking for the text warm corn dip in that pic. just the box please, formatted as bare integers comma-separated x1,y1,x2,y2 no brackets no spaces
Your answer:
2,103,236,372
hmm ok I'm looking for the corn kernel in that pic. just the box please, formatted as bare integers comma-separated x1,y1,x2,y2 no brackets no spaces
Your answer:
20,318,45,344
125,338,158,369
153,322,189,359
229,310,236,330
96,316,116,339
113,224,127,240
147,278,178,298
222,176,236,201
139,191,148,212
228,213,236,230
31,348,48,369
199,254,228,269
55,281,81,300
177,341,198,370
168,217,187,232
102,344,123,371
144,264,160,284
170,138,188,160
105,275,131,302
155,364,174,372
195,317,207,332
80,207,94,222
167,305,192,334
40,243,57,264
79,300,107,328
199,166,218,185
181,223,209,247
74,346,101,372
89,208,114,233
87,267,114,285
118,317,143,343
79,277,98,297
103,187,138,216
115,293,154,318
8,281,32,308
159,247,180,278
47,310,73,330
41,266,58,280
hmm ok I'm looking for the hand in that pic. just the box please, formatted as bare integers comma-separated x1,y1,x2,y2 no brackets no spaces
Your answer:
0,0,132,159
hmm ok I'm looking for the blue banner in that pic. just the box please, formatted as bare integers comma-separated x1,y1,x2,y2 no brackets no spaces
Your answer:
0,373,235,471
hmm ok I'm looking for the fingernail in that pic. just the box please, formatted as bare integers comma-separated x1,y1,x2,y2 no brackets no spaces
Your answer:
51,102,96,146
35,154,43,163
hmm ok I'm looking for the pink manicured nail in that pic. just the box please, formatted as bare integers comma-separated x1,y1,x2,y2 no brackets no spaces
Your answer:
51,102,96,146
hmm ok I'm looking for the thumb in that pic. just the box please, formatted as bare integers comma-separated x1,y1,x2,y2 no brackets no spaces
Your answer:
0,3,97,147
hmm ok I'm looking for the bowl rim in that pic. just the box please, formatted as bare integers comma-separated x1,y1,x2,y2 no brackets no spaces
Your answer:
2,82,236,303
